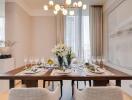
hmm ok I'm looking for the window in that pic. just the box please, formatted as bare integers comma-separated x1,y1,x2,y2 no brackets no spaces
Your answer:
65,15,91,61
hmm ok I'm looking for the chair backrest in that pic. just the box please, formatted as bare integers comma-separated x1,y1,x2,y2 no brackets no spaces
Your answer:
74,86,131,100
8,86,60,100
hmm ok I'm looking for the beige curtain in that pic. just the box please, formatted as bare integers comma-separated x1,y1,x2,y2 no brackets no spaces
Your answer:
56,14,64,44
89,5,103,60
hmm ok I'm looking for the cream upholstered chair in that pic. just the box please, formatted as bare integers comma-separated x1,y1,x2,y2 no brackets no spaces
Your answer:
8,86,60,100
74,86,132,100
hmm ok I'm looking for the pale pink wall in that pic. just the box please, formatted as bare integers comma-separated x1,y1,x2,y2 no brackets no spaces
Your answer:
31,16,57,60
5,2,57,65
5,2,32,67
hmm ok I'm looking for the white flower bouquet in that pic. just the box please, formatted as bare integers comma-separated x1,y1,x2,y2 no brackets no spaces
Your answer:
66,47,75,66
52,43,68,57
52,43,68,67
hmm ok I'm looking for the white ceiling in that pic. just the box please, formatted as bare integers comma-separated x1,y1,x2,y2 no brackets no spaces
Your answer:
23,0,106,10
6,0,106,16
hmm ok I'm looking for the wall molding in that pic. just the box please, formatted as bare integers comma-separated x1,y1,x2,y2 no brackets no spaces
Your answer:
103,0,126,62
104,0,125,15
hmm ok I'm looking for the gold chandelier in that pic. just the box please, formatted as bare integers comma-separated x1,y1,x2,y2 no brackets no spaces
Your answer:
43,0,87,15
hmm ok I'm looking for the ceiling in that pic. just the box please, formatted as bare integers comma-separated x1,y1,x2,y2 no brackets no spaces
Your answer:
23,0,106,10
6,0,106,16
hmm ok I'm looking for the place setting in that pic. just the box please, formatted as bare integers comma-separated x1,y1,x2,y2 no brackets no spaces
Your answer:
83,63,114,76
15,57,49,76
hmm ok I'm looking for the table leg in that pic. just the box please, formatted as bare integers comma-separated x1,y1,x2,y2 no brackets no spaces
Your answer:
22,80,38,87
93,80,109,86
116,80,121,87
9,80,15,89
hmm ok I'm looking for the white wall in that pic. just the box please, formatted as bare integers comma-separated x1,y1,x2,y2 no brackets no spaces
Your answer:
5,2,32,67
103,0,132,72
31,16,57,59
103,0,132,96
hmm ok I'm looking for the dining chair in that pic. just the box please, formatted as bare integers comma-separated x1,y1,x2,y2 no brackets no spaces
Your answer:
8,86,60,100
74,86,132,100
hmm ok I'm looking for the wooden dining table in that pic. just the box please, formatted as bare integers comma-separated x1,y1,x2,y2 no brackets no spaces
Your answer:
0,64,132,89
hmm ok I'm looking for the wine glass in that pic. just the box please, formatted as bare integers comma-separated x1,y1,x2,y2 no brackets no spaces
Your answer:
34,58,39,66
29,57,33,66
24,57,28,69
40,58,45,67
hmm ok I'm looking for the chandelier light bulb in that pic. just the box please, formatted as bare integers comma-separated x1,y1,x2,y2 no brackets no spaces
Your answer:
55,4,61,11
62,9,68,15
61,8,64,11
54,10,58,15
43,0,86,15
78,1,83,7
69,10,74,16
49,0,54,6
82,4,87,10
43,5,48,11
66,0,71,5
73,2,78,7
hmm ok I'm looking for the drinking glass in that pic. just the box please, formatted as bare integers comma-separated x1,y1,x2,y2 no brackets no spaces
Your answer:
29,57,33,66
24,57,28,69
40,58,45,66
34,58,39,66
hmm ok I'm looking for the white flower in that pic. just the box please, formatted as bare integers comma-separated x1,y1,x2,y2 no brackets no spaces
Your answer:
52,43,68,57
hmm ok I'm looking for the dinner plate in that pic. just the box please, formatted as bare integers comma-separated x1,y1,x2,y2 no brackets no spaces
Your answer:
94,70,105,74
24,69,41,74
88,68,105,74
56,70,72,74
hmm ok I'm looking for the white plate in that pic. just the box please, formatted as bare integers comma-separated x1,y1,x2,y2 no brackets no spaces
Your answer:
94,70,105,74
24,69,41,74
24,71,36,74
56,70,72,74
88,68,105,74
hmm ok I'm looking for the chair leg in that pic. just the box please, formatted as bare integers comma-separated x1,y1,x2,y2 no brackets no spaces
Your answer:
60,80,63,97
72,80,74,96
43,80,45,88
77,81,79,89
43,81,50,88
84,81,86,86
89,80,92,87
48,81,50,86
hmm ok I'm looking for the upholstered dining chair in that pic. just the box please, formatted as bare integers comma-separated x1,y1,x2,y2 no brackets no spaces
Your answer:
74,86,132,100
8,86,60,100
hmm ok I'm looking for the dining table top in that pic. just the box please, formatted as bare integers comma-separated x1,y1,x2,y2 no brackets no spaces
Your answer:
0,64,132,81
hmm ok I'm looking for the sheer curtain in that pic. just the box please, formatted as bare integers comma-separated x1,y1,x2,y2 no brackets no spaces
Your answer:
64,9,90,61
89,6,103,62
0,17,5,41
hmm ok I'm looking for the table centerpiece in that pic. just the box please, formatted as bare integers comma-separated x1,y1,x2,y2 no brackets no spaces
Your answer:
52,43,68,68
